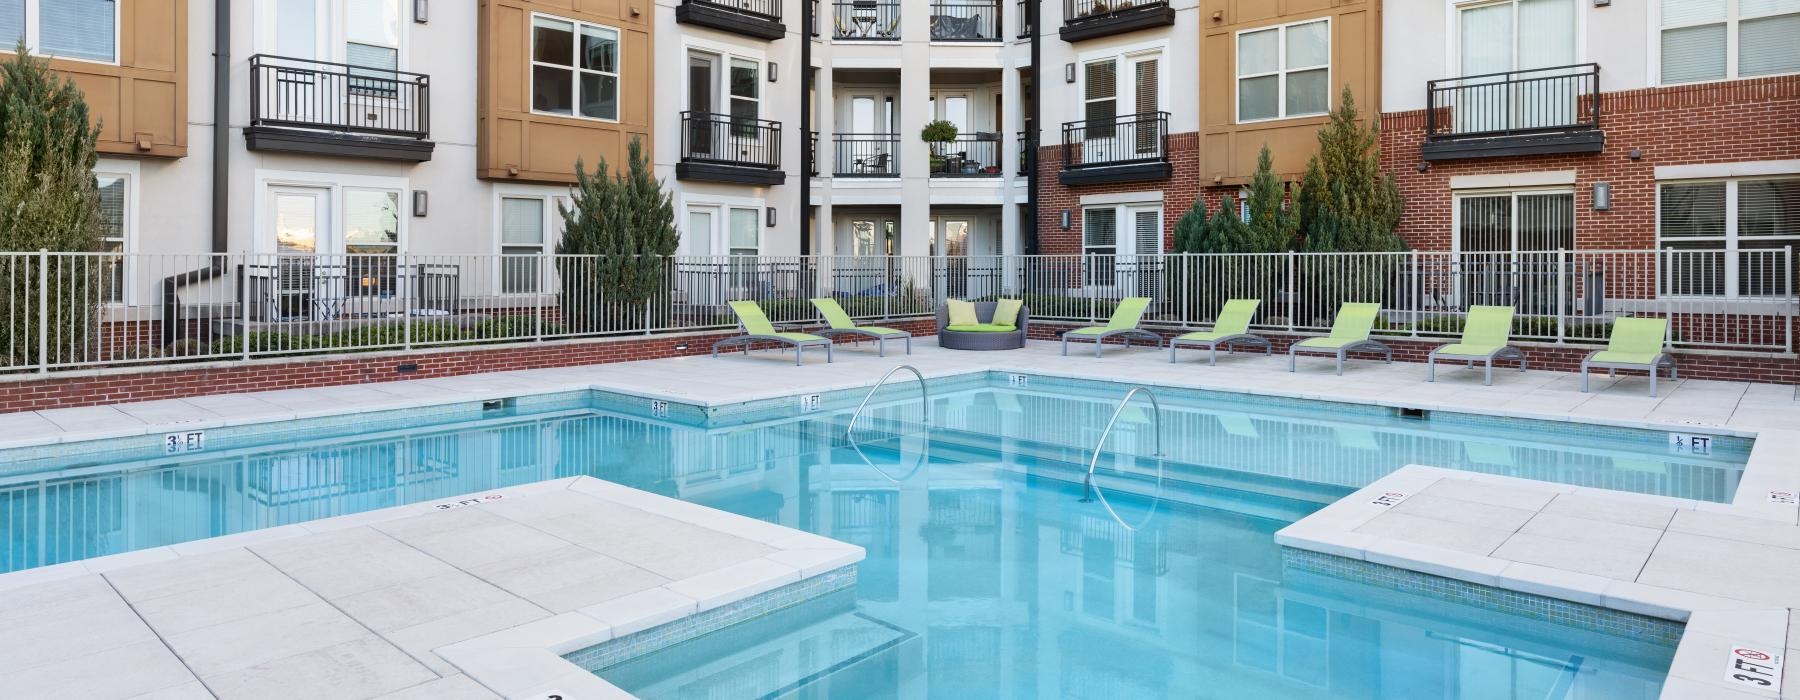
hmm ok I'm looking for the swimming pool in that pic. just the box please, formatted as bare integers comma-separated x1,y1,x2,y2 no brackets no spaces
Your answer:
0,373,1735,695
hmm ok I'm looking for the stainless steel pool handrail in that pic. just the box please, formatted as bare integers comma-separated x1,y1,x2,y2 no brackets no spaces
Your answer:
846,365,931,439
1082,385,1164,504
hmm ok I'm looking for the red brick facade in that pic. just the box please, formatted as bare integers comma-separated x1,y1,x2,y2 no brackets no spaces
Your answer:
1036,132,1229,255
1381,74,1800,251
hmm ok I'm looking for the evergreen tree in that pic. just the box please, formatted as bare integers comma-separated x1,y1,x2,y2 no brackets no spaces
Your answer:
1243,145,1299,254
0,45,103,367
1171,196,1207,254
1297,87,1404,253
557,138,678,332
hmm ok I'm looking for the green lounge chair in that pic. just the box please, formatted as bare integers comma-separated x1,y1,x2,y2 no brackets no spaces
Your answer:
712,300,833,366
1426,305,1527,385
1061,297,1162,358
1169,298,1271,365
1580,317,1677,397
810,297,911,356
1287,302,1392,375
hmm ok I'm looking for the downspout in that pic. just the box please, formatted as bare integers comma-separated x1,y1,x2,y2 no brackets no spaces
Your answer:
161,0,231,345
799,3,812,256
1025,0,1040,255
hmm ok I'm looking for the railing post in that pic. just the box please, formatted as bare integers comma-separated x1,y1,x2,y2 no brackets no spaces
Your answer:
240,251,251,361
36,249,48,373
402,254,413,351
1556,248,1568,344
1285,251,1296,333
1787,245,1795,355
1409,250,1420,337
1088,253,1098,324
535,252,546,343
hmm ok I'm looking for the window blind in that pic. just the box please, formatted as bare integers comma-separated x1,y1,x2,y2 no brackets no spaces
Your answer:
1658,182,1727,238
40,0,114,62
1663,0,1726,25
1661,24,1727,83
1741,13,1800,76
1737,179,1800,238
1084,208,1117,248
1133,210,1160,256
502,198,544,246
0,0,20,48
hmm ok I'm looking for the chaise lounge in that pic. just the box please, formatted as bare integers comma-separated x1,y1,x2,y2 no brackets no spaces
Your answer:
1288,302,1393,375
712,300,834,366
1061,297,1161,358
1580,317,1678,397
810,297,912,356
1170,298,1271,365
1425,305,1527,385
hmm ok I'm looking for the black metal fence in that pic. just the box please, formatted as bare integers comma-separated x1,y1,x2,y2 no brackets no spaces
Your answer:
250,55,431,139
835,134,901,176
686,0,781,21
930,136,1003,177
680,111,783,169
1064,0,1168,24
832,0,902,40
931,1,1001,41
1061,111,1168,169
1426,63,1601,139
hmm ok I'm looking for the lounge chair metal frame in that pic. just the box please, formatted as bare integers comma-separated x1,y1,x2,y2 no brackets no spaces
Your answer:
710,332,834,366
816,327,910,357
1288,339,1393,375
1061,297,1160,358
1062,327,1165,358
809,297,912,357
1169,334,1272,365
1427,346,1527,386
1580,353,1678,397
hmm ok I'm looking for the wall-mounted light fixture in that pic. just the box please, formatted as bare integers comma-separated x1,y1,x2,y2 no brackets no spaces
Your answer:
766,207,778,227
1065,63,1076,83
414,0,428,23
411,190,428,217
1592,182,1612,210
1060,209,1072,230
1417,162,1430,173
1629,147,1643,161
768,63,778,82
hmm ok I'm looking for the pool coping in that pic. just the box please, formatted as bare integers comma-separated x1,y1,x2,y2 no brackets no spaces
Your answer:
1276,465,1796,700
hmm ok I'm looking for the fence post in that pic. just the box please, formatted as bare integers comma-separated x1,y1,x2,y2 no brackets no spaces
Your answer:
1087,253,1097,324
1788,246,1795,355
402,253,413,351
239,252,252,361
535,253,546,343
1409,250,1420,337
883,256,893,321
1555,248,1568,344
36,249,48,373
1285,251,1296,333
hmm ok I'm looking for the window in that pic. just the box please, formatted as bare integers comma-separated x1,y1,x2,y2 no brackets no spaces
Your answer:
1661,0,1800,84
346,0,403,96
501,197,547,294
1083,207,1117,286
1658,177,1799,297
728,58,760,135
1084,59,1117,137
2,0,117,63
729,207,760,255
1237,19,1329,122
344,189,400,297
96,174,126,304
1454,191,1575,309
531,15,620,120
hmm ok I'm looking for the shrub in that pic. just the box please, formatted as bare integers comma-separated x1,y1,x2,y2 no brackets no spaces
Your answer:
920,120,958,143
558,138,678,334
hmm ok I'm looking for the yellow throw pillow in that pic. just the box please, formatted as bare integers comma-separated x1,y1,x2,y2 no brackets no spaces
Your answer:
947,299,979,327
992,298,1022,326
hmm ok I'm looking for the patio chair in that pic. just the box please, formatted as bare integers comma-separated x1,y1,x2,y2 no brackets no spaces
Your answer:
1287,302,1393,375
810,297,911,356
712,300,834,366
855,152,892,175
1061,297,1162,358
1169,298,1271,365
1425,305,1527,385
1579,317,1677,397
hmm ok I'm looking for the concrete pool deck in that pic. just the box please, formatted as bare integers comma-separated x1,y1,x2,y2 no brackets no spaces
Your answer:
0,476,862,699
1,338,1797,698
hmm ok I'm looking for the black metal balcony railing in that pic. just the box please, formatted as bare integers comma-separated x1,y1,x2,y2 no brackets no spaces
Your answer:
808,132,820,176
1017,131,1034,176
680,111,782,169
833,0,901,40
1061,112,1168,169
1017,0,1031,37
1064,0,1169,24
686,0,781,21
250,55,430,139
930,135,1002,177
931,1,1001,41
1426,63,1600,140
835,134,900,177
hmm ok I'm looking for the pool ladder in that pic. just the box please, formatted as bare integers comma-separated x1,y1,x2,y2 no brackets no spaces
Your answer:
1082,386,1164,504
846,365,931,439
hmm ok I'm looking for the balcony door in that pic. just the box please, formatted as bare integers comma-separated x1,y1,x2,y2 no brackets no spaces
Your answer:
1082,53,1160,165
262,0,407,131
1457,0,1576,133
687,51,765,164
1454,191,1574,313
267,187,336,320
687,52,720,158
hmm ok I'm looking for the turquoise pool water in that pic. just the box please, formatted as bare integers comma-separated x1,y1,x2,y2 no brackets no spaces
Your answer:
0,374,1726,696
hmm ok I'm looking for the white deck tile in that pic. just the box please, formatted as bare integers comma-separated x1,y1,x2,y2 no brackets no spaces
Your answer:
1491,532,1653,580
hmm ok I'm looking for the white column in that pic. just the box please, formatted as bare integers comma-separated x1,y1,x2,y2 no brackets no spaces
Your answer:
815,61,836,257
897,8,933,261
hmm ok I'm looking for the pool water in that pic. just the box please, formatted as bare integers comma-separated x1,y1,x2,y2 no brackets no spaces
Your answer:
0,374,1719,696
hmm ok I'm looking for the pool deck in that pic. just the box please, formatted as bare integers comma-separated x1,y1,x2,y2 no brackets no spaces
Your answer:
0,476,862,699
2,337,1798,699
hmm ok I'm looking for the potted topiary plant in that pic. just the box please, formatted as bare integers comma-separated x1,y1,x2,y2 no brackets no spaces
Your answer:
922,120,958,174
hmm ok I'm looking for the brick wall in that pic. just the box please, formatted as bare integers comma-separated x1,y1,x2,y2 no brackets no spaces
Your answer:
1035,132,1209,255
1025,321,1800,385
0,318,939,414
1382,74,1800,251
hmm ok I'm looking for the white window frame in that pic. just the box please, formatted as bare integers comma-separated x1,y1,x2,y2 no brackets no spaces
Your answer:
678,193,766,257
1448,187,1578,257
1654,175,1800,300
251,170,410,257
1075,41,1168,121
492,188,569,296
5,0,121,66
1234,18,1332,124
528,12,622,123
93,160,138,306
684,40,767,122
253,0,412,69
1652,0,1800,86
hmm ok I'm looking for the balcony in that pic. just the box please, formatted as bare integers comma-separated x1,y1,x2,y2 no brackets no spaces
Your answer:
808,132,821,176
834,134,900,177
1017,0,1031,37
1422,63,1603,161
676,0,785,41
1059,0,1173,43
676,111,785,186
931,1,1002,42
1058,112,1170,185
1017,131,1033,176
930,135,1003,177
832,0,901,40
245,55,433,162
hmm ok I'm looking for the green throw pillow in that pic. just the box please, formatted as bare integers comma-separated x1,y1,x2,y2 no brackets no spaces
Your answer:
992,299,1022,326
947,299,979,326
